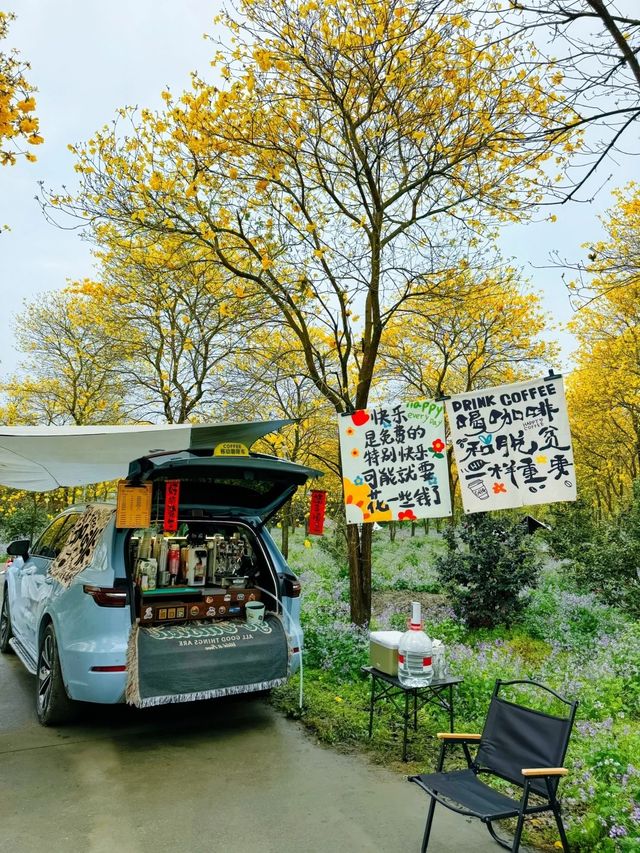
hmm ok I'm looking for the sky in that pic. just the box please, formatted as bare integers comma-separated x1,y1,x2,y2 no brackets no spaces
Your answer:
0,1,634,382
0,0,217,377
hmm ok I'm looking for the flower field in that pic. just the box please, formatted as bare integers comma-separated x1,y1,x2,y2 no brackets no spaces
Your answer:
274,527,640,852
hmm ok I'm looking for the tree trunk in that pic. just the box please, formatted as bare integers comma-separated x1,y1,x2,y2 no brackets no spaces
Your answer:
411,521,417,537
422,518,429,535
280,500,290,559
346,523,372,626
388,521,396,542
447,448,457,525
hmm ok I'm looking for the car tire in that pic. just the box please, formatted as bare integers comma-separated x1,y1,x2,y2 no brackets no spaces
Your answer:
0,588,13,653
36,624,75,726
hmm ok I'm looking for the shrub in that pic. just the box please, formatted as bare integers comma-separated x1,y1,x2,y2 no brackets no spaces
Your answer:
521,574,629,651
302,611,369,680
569,480,640,618
544,498,603,561
435,512,540,628
0,497,51,543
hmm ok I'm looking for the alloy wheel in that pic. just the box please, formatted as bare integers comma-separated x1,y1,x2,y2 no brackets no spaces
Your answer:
38,633,53,713
0,597,9,647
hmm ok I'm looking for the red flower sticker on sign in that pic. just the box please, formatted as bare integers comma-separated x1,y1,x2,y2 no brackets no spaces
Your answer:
351,410,369,427
163,480,181,533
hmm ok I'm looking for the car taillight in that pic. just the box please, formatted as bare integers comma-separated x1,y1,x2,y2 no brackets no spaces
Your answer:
83,585,128,607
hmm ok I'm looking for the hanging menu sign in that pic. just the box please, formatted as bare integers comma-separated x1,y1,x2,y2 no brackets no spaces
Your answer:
116,481,153,529
446,375,576,514
338,400,451,525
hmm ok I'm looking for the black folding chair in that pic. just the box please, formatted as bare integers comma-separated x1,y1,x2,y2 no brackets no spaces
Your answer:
409,679,578,853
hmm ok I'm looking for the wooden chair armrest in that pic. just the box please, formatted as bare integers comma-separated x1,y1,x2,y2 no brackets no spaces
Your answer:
522,767,568,777
437,732,481,741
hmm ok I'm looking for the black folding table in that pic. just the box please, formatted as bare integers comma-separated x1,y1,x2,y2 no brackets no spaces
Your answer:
362,666,463,761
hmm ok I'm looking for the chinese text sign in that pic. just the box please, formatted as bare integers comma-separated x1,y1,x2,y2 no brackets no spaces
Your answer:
445,376,576,513
338,400,452,525
308,490,327,535
163,480,181,533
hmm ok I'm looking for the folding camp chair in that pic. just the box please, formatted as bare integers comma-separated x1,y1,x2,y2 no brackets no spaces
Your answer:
409,679,578,853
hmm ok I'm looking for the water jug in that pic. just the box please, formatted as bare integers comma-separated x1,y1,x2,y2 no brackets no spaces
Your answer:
398,601,433,687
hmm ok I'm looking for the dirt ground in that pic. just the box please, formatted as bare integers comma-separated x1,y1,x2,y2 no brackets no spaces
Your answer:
371,590,448,622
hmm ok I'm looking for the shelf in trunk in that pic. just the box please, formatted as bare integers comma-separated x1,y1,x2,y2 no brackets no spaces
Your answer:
141,585,250,597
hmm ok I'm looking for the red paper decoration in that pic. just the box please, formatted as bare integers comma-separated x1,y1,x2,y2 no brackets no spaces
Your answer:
163,480,181,533
308,489,327,535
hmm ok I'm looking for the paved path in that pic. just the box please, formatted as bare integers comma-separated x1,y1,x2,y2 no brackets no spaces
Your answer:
0,615,505,852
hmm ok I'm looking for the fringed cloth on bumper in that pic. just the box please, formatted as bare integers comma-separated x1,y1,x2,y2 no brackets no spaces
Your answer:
126,615,289,708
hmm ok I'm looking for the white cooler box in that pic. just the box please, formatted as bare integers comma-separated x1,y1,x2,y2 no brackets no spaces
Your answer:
369,630,402,676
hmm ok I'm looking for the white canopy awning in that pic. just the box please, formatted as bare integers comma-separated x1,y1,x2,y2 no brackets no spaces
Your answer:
0,421,293,491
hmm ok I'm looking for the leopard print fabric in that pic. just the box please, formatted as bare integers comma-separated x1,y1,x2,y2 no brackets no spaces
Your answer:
49,505,115,587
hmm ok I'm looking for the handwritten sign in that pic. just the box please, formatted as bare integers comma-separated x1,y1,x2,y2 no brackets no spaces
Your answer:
446,376,576,513
338,400,451,525
116,481,153,529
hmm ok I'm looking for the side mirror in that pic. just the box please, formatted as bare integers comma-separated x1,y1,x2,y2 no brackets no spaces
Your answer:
7,539,30,559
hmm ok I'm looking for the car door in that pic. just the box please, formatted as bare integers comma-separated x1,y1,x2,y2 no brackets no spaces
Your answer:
19,515,79,657
8,520,61,645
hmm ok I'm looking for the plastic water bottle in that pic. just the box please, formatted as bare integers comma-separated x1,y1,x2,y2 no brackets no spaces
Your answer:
398,602,433,687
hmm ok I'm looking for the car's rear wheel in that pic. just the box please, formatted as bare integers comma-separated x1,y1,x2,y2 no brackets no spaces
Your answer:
0,589,13,653
36,624,75,725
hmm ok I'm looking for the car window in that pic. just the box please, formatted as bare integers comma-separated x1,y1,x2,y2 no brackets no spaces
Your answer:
52,513,81,556
32,514,80,559
31,517,69,558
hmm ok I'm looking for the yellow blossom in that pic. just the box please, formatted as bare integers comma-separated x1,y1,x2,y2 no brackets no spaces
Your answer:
16,97,36,112
19,117,38,133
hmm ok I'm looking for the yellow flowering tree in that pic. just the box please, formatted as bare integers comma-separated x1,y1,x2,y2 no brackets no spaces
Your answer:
381,267,554,398
68,237,260,423
0,11,42,167
566,184,640,512
381,264,556,510
44,0,577,623
3,290,127,425
227,327,342,554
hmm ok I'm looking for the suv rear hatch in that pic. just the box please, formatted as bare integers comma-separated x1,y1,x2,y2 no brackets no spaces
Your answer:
121,449,318,707
127,450,322,523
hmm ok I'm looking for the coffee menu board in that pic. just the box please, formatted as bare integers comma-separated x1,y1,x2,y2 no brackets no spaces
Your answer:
446,376,576,514
116,481,153,529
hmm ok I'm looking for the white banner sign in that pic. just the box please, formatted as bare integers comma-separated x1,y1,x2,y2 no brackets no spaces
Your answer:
446,376,576,513
338,400,452,525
